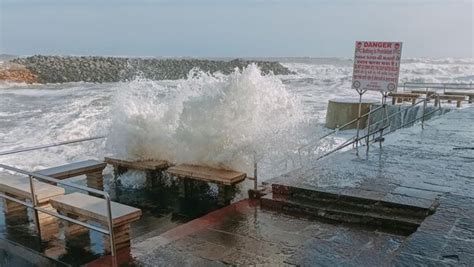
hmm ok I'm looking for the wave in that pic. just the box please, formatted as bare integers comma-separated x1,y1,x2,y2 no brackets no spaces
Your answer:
105,64,306,173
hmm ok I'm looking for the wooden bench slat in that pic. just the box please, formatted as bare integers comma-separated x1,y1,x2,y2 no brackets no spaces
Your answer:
437,95,466,100
0,174,65,203
36,160,106,179
388,92,421,97
444,91,474,97
409,90,436,94
166,164,247,186
104,157,170,171
50,192,141,226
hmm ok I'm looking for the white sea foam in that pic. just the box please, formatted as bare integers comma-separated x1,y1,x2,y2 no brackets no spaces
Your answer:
106,64,306,174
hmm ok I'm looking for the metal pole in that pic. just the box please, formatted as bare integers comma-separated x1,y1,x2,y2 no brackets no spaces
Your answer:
421,98,427,129
365,106,372,154
105,193,116,257
355,90,364,154
253,153,258,191
28,175,41,236
0,135,106,156
379,93,389,149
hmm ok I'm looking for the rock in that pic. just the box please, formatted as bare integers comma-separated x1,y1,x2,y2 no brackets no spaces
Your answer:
0,63,39,84
11,55,294,84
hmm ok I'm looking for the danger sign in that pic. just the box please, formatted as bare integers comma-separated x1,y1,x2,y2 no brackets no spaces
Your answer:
352,41,403,92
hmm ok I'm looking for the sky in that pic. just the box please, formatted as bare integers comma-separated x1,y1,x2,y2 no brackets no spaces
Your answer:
0,0,473,58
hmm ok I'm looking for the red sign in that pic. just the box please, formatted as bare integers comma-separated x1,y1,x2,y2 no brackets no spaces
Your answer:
352,41,403,92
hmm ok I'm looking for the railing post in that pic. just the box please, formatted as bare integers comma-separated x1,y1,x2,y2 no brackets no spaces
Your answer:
355,90,364,154
104,193,116,257
253,153,258,191
28,175,41,236
421,98,427,129
366,105,373,154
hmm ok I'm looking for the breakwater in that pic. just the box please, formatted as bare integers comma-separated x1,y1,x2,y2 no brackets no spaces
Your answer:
10,56,293,83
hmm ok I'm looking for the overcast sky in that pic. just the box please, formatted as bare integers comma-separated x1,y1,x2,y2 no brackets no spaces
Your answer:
0,0,472,58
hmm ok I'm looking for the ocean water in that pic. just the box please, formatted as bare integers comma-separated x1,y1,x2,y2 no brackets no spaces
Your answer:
0,58,473,184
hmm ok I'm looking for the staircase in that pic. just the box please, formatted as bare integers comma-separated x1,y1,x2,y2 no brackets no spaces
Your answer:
261,183,436,236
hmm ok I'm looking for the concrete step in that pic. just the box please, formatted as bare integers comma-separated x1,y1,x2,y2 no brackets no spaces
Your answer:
261,193,422,235
271,183,433,220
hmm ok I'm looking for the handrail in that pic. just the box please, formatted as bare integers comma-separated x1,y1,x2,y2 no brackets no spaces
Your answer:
0,135,106,156
316,124,389,161
401,82,474,90
302,97,429,160
314,93,443,161
0,163,116,257
379,106,442,137
368,97,430,130
297,104,385,153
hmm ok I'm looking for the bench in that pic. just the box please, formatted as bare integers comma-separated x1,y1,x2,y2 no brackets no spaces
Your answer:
388,93,421,105
36,160,107,190
104,157,171,187
50,192,142,252
408,90,437,101
0,174,65,240
434,95,466,108
444,91,474,103
166,164,247,206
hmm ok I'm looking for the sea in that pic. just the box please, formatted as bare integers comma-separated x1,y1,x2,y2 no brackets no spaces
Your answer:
0,57,473,186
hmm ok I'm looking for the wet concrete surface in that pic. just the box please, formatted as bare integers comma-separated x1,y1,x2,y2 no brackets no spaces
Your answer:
268,107,474,200
88,194,474,266
123,200,405,266
264,107,474,265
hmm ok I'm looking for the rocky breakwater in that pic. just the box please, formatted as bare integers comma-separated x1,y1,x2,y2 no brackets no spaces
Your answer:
11,55,293,83
0,62,39,84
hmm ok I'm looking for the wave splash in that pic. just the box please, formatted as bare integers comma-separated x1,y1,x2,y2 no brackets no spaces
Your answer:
106,64,305,173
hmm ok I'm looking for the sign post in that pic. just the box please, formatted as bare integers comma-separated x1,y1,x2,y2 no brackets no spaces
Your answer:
351,41,403,154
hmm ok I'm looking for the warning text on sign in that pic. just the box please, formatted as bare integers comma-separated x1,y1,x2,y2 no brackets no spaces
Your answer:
352,41,403,92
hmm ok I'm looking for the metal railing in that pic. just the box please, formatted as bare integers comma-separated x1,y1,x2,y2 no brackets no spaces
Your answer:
315,93,446,161
401,82,474,93
297,105,386,154
0,164,117,257
0,135,106,156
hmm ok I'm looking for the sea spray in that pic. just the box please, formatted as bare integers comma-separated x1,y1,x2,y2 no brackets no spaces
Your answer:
106,64,306,174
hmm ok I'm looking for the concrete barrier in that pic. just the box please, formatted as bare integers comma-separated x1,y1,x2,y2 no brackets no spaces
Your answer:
325,98,376,129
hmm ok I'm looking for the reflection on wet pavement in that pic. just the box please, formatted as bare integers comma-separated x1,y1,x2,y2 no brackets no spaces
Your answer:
130,200,405,266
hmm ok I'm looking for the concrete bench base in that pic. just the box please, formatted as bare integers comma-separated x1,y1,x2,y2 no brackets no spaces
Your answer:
50,192,142,253
0,174,65,241
2,194,27,217
103,223,132,252
37,203,60,241
434,95,465,108
104,157,171,187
